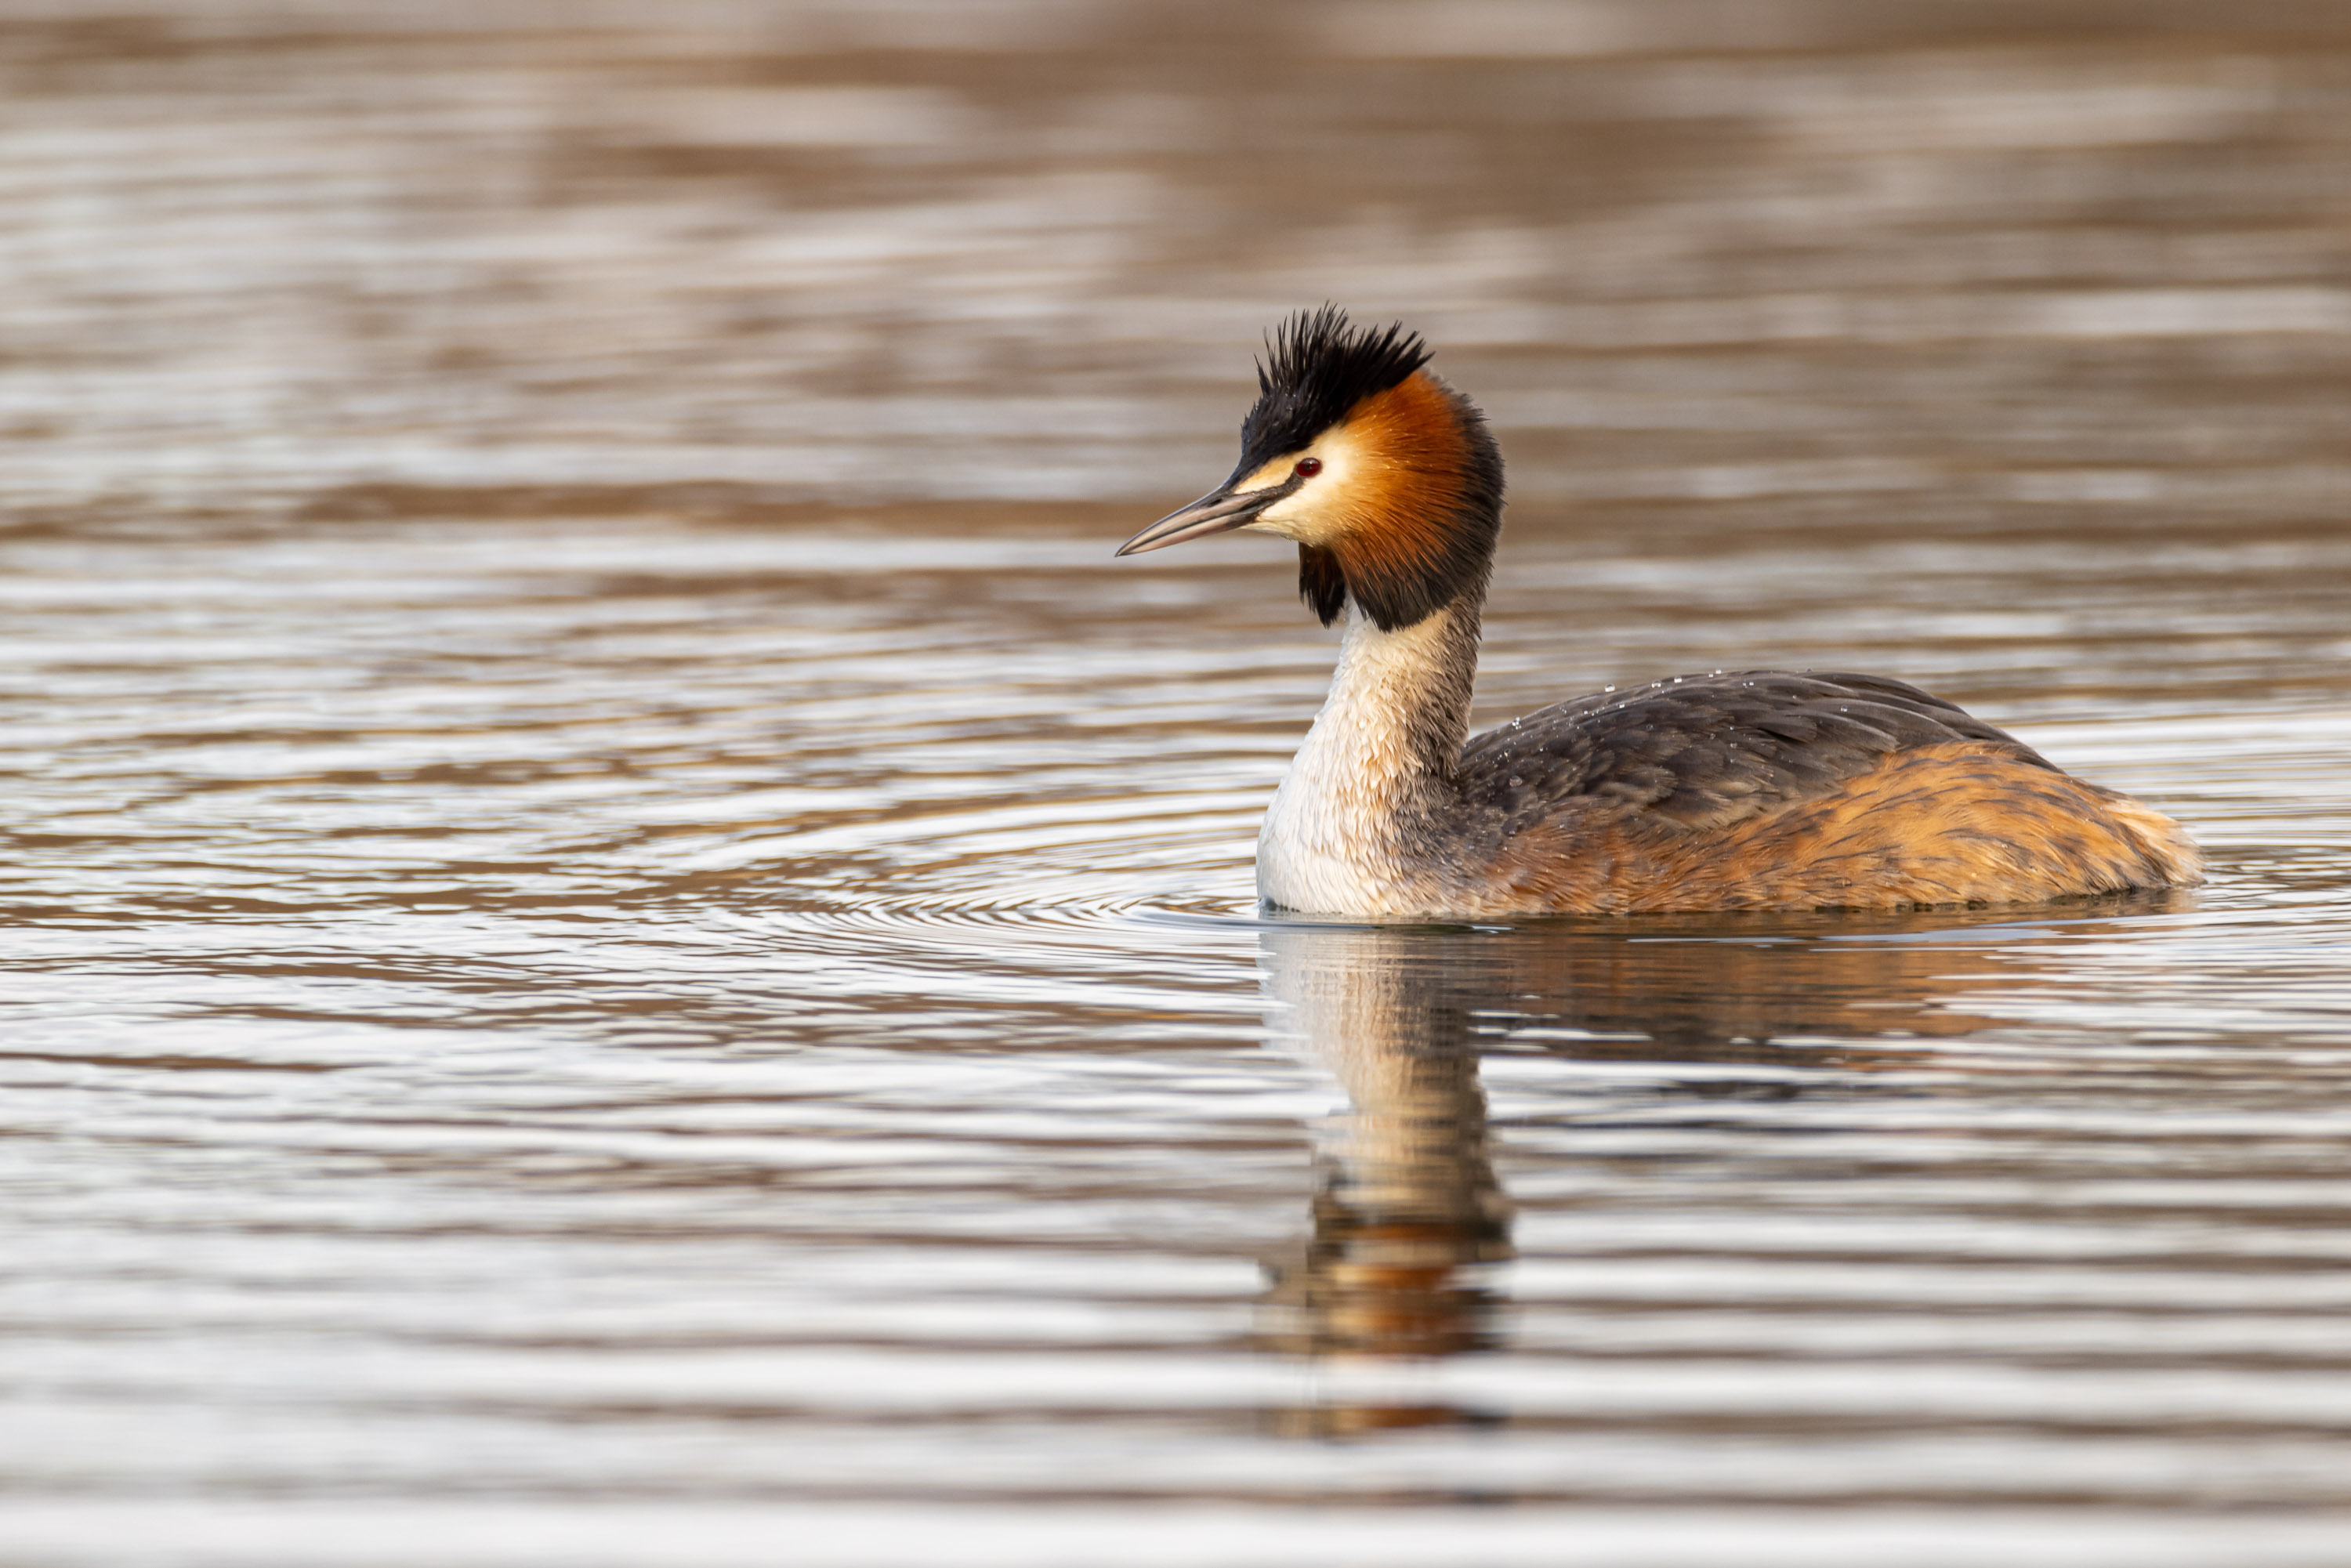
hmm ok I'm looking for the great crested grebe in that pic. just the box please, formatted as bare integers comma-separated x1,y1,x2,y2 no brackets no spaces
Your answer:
1117,307,2201,918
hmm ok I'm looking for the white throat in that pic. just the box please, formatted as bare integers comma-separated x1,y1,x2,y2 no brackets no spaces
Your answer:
1256,601,1473,914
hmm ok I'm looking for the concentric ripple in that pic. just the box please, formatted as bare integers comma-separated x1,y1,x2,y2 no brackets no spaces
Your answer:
8,490,2351,1568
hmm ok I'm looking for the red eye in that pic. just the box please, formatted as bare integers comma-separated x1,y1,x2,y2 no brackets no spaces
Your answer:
1295,457,1322,477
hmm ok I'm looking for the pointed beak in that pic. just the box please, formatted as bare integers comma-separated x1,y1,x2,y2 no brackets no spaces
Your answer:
1115,474,1300,556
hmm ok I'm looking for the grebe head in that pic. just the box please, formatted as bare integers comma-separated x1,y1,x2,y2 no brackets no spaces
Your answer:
1117,306,1505,632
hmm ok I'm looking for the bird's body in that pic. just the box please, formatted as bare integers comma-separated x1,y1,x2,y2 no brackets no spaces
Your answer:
1120,308,2199,917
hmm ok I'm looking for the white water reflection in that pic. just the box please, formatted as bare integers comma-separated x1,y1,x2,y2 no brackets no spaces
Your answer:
1258,922,1515,1436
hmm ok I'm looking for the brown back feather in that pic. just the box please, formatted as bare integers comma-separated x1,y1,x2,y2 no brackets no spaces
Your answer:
1459,670,2055,832
1455,669,2197,911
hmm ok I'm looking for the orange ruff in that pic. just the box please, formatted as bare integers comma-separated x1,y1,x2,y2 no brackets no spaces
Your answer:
1325,372,1478,614
1496,742,2202,914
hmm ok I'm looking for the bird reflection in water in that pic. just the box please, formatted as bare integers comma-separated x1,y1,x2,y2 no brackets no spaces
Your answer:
1256,921,1513,1437
1250,897,2191,1439
1255,921,1512,1438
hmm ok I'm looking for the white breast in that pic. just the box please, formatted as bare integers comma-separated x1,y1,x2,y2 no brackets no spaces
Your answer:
1255,607,1460,915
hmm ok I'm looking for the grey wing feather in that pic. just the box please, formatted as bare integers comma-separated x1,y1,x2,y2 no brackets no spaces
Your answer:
1458,670,2053,833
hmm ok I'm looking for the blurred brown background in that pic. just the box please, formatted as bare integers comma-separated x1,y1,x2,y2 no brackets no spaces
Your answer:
8,0,2349,532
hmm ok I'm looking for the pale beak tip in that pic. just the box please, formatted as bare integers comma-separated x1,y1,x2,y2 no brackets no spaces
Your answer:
1115,483,1275,560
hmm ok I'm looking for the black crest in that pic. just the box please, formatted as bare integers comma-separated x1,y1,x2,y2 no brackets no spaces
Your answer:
1241,305,1431,469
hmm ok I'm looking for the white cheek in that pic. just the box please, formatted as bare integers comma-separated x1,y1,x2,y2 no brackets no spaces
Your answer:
1247,485,1343,545
1243,425,1367,546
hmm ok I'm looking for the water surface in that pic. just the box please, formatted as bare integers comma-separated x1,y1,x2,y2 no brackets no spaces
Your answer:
6,3,2351,1563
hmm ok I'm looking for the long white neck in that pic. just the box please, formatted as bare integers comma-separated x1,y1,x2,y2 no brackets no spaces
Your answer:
1255,596,1481,914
